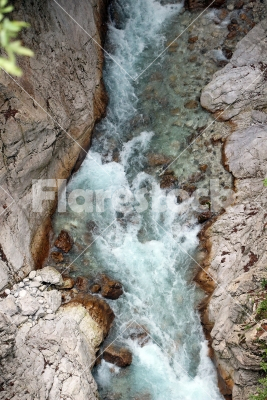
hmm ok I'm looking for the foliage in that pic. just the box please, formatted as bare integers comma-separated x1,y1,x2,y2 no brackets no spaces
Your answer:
0,0,33,76
250,344,267,399
261,279,267,290
256,298,267,320
263,178,267,187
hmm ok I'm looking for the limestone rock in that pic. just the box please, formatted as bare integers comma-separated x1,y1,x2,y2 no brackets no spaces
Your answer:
201,19,267,120
0,0,108,289
39,266,64,286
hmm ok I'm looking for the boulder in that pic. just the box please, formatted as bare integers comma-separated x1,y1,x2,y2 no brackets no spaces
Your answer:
39,266,64,286
17,293,39,316
0,296,18,316
99,275,123,300
103,344,132,367
54,230,73,253
67,294,115,337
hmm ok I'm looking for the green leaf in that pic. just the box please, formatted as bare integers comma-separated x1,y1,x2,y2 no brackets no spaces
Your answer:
264,178,267,187
0,56,22,76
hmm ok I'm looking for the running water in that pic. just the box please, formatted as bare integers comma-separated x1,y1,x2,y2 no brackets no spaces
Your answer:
53,1,224,399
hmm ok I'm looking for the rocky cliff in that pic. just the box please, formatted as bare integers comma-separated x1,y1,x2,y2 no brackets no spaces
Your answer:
200,18,267,399
0,267,114,399
0,0,108,290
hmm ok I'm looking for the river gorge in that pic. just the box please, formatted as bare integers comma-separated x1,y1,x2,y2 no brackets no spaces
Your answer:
1,0,267,399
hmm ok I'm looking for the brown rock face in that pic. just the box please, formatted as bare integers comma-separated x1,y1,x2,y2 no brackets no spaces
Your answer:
100,274,123,300
68,294,115,337
54,230,73,253
103,344,132,367
75,276,90,292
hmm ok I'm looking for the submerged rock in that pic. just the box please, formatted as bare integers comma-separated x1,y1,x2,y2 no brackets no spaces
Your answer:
103,344,132,367
54,230,73,253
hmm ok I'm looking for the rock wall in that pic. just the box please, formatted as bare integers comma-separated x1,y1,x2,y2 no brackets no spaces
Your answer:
200,18,267,399
0,0,108,290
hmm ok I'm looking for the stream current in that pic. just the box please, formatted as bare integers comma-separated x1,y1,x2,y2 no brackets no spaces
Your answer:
53,1,225,399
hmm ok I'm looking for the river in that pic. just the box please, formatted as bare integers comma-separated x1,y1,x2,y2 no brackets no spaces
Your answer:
53,0,225,398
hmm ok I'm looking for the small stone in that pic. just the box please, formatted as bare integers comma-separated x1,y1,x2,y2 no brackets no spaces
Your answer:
46,309,53,314
4,289,10,295
39,285,47,292
29,281,42,288
38,299,44,304
23,278,29,282
29,271,36,279
188,35,198,43
19,290,27,298
19,282,25,288
184,100,198,109
227,4,234,10
34,275,42,282
14,292,18,298
44,314,55,320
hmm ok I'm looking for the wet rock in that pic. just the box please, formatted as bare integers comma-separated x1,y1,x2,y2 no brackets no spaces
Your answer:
222,47,233,60
185,0,226,10
54,230,73,253
68,294,115,337
147,153,172,167
39,266,64,286
100,275,123,300
199,196,211,206
51,251,64,263
188,36,198,43
198,211,213,223
199,164,208,172
160,171,178,189
180,183,197,195
170,107,180,116
218,9,229,19
127,324,150,347
57,276,75,289
103,344,132,367
75,276,90,292
184,99,198,109
90,284,101,294
235,0,244,9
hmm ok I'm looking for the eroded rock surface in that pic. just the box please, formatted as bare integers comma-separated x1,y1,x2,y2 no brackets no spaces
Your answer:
0,267,114,399
0,0,108,289
200,17,267,400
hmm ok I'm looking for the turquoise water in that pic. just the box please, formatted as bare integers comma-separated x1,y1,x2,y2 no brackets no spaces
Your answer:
53,1,224,399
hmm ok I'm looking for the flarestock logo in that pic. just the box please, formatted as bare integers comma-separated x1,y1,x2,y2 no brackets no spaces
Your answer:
32,178,236,214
